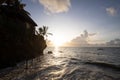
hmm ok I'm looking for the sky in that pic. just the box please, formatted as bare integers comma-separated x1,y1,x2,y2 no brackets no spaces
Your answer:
22,0,120,47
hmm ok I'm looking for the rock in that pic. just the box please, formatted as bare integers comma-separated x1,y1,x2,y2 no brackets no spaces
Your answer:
48,51,53,54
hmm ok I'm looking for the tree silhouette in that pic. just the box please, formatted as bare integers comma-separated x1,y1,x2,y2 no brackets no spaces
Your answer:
38,26,53,39
0,0,19,6
0,0,27,10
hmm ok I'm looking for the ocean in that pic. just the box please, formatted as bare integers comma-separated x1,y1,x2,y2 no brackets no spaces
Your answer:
0,47,120,80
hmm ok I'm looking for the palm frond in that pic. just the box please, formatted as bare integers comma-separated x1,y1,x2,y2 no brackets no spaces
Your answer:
37,26,53,40
35,30,39,35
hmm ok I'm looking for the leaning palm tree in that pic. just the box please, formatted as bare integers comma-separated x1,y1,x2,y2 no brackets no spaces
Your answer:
38,26,53,39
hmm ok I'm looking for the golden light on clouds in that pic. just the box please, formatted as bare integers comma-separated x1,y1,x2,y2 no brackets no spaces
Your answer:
39,0,71,14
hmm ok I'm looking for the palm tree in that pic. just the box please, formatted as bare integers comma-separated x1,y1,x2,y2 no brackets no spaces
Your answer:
38,26,52,39
0,0,16,6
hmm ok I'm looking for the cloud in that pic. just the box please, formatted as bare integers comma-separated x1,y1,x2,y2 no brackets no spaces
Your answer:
69,30,96,46
106,7,117,16
106,38,120,47
39,0,71,14
89,33,96,36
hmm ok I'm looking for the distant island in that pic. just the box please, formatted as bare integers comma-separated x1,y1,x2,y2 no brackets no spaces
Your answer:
0,0,47,69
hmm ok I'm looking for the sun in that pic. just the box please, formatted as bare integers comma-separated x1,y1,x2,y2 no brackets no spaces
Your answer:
53,38,64,47
48,35,66,47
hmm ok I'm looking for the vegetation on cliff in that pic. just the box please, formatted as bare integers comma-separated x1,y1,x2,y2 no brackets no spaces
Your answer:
0,0,47,69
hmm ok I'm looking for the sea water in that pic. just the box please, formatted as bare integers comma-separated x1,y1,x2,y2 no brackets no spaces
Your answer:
0,47,120,80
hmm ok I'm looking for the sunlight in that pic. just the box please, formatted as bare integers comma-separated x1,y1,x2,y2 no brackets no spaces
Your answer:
48,34,67,47
53,46,62,58
53,38,64,47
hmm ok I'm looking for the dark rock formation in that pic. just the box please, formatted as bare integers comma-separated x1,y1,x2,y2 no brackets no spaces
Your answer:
0,0,47,69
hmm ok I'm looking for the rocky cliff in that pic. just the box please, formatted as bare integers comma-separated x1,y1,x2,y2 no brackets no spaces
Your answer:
0,2,47,69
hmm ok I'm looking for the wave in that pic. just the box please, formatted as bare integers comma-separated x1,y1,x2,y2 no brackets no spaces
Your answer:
69,58,120,71
85,61,120,71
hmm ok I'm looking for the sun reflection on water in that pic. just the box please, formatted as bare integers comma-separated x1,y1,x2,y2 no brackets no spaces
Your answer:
53,46,61,57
